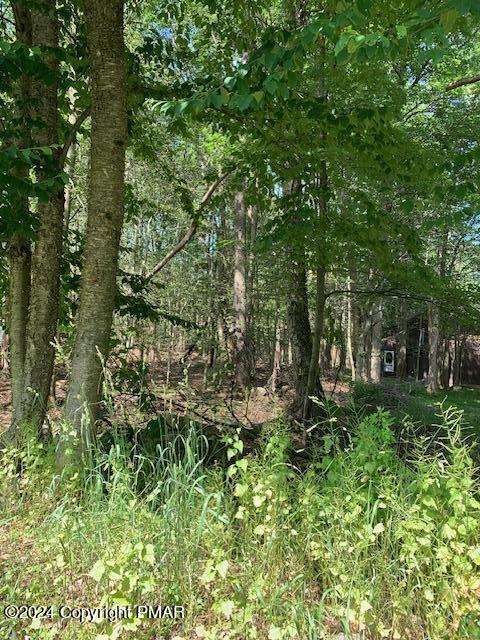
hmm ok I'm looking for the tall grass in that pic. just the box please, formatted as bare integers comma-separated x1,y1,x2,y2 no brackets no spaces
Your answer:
0,407,479,639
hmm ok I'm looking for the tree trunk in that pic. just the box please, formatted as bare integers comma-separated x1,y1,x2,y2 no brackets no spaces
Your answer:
397,299,408,379
355,305,365,383
18,0,65,434
287,257,313,415
427,302,440,393
453,332,464,388
268,307,282,394
346,275,356,382
303,265,326,420
246,203,257,375
60,0,127,468
415,317,424,381
5,2,32,438
8,239,31,426
363,308,372,382
233,191,250,388
63,86,79,229
355,305,371,383
369,301,383,384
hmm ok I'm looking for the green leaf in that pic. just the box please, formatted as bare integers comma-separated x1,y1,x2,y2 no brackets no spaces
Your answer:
220,600,235,618
253,494,266,508
440,10,458,32
252,90,264,104
263,77,278,95
335,31,353,57
237,458,248,472
144,543,155,565
209,92,224,108
356,0,372,13
216,560,229,579
278,83,290,99
234,483,248,497
89,560,105,582
236,93,253,111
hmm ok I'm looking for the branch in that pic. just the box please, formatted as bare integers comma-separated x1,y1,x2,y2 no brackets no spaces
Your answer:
445,74,480,91
58,108,90,168
408,60,431,89
325,288,434,303
145,170,232,282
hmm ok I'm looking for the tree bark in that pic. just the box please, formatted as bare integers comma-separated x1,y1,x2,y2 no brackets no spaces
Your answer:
8,239,31,426
18,0,65,433
397,299,408,379
268,307,282,393
303,265,326,420
246,203,257,375
287,258,312,414
60,0,127,468
63,86,79,229
346,274,356,382
362,307,372,382
355,305,371,383
369,301,383,384
6,1,32,433
232,191,250,388
427,302,440,393
453,332,464,388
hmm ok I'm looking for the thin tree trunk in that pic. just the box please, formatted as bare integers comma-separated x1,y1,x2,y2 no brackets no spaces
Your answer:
416,317,423,381
5,2,32,437
370,301,383,384
346,274,356,382
303,157,328,419
63,86,78,229
8,239,31,426
233,191,250,388
303,265,326,420
427,302,440,393
363,307,372,382
268,309,282,393
60,0,127,468
246,203,257,375
397,299,408,379
17,0,65,434
355,305,365,383
355,305,370,383
453,332,464,388
287,259,312,414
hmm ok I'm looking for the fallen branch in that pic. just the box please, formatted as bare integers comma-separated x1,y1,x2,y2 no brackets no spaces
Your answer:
145,171,232,282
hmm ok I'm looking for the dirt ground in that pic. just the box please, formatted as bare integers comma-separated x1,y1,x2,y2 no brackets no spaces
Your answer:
0,350,350,434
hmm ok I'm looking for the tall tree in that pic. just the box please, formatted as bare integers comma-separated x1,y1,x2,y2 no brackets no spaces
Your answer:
232,190,250,388
60,0,127,468
17,0,65,433
8,0,32,428
287,257,312,415
427,302,440,393
369,301,383,384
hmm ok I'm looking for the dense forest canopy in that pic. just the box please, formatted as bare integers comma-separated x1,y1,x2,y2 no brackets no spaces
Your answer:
1,1,480,638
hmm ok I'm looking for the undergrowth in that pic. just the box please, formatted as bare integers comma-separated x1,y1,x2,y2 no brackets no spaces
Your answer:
0,406,479,640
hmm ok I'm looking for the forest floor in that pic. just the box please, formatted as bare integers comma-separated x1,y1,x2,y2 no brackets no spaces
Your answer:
0,350,351,435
